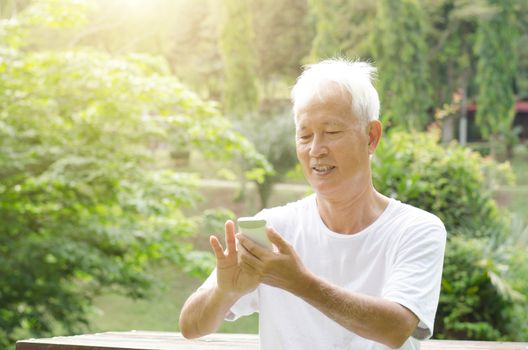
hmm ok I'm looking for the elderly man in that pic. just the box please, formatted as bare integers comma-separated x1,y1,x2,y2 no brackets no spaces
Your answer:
179,59,446,350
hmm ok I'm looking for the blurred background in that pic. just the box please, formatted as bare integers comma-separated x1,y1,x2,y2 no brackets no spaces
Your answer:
1,0,527,347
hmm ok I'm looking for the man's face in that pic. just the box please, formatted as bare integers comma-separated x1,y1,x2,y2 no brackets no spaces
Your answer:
295,90,372,198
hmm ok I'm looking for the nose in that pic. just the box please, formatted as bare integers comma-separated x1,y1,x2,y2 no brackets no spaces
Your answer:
308,134,328,158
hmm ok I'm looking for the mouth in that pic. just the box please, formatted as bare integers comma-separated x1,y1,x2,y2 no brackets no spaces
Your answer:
311,165,336,175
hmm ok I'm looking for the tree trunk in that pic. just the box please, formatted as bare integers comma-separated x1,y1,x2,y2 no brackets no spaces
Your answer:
458,84,468,145
442,115,455,143
256,177,274,210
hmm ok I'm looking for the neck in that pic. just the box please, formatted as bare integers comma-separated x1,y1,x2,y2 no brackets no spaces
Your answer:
315,185,389,235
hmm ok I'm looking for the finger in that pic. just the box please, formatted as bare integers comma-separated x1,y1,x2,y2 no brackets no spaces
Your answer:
224,220,237,255
236,233,268,258
238,244,262,275
266,227,291,253
209,235,225,260
238,244,264,272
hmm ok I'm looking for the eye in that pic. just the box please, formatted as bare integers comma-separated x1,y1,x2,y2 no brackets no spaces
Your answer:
297,134,312,142
326,131,342,135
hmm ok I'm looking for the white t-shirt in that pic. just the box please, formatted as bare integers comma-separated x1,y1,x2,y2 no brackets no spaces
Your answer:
200,194,446,350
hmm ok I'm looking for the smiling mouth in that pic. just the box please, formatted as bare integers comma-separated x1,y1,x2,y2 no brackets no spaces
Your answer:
312,165,336,174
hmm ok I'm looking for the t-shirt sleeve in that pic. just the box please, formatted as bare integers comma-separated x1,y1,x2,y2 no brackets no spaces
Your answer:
381,221,447,340
198,270,259,321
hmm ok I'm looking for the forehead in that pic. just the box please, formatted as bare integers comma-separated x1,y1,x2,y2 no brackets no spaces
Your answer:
295,90,359,129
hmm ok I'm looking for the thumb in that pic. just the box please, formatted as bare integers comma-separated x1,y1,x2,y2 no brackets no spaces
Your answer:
266,227,291,253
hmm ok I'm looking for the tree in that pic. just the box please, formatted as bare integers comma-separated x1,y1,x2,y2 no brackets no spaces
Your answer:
166,0,224,99
218,0,259,119
517,0,528,99
246,102,298,209
308,0,376,61
245,0,311,208
252,0,313,84
0,0,269,346
217,0,261,202
424,0,483,144
474,0,519,159
373,0,431,130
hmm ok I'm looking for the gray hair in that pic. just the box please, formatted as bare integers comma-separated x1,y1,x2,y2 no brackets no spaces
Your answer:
291,58,380,127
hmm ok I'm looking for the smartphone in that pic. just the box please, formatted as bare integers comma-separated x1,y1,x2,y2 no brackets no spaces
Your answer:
237,217,271,248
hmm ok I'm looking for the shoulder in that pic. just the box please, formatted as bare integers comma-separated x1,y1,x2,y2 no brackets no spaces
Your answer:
388,199,447,242
394,200,444,227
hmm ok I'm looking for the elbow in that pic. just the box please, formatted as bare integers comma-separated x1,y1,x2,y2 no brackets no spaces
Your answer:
384,319,417,349
180,328,197,340
384,305,420,348
179,306,201,340
179,317,200,340
385,335,409,349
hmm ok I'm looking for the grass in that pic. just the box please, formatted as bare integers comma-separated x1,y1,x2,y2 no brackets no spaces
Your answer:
88,266,259,334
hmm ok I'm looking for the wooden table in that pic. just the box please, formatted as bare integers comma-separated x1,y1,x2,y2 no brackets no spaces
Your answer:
16,331,528,350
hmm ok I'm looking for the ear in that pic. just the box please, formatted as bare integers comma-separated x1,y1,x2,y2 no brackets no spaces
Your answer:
367,120,382,154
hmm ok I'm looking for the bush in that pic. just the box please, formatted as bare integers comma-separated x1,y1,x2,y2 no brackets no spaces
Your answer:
435,236,512,340
373,130,513,236
373,130,526,340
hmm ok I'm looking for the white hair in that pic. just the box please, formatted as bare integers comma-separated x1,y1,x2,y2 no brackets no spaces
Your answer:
291,58,380,127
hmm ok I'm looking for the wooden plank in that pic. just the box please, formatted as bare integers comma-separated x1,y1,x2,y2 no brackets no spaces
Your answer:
16,331,528,350
16,332,258,350
423,340,528,350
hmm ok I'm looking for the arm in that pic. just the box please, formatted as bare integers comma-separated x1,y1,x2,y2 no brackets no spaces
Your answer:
237,228,418,349
179,220,260,339
179,285,240,339
296,273,418,349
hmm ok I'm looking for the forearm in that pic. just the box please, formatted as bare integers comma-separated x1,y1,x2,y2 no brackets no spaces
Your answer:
179,287,240,339
293,273,418,349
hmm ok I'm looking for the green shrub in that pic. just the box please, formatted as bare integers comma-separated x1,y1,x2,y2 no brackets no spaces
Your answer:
373,130,526,340
435,236,512,340
373,130,513,237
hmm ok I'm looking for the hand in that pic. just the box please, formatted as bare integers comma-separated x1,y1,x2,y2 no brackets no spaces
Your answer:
209,220,261,298
237,227,310,294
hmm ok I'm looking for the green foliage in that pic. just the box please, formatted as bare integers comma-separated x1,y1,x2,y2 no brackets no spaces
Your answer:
167,0,223,98
503,216,528,340
518,0,528,98
373,130,512,235
373,0,431,130
373,130,528,340
424,0,481,107
252,0,313,82
308,0,375,61
242,104,298,209
436,236,513,340
474,0,518,151
218,0,259,118
436,215,527,340
0,2,269,346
